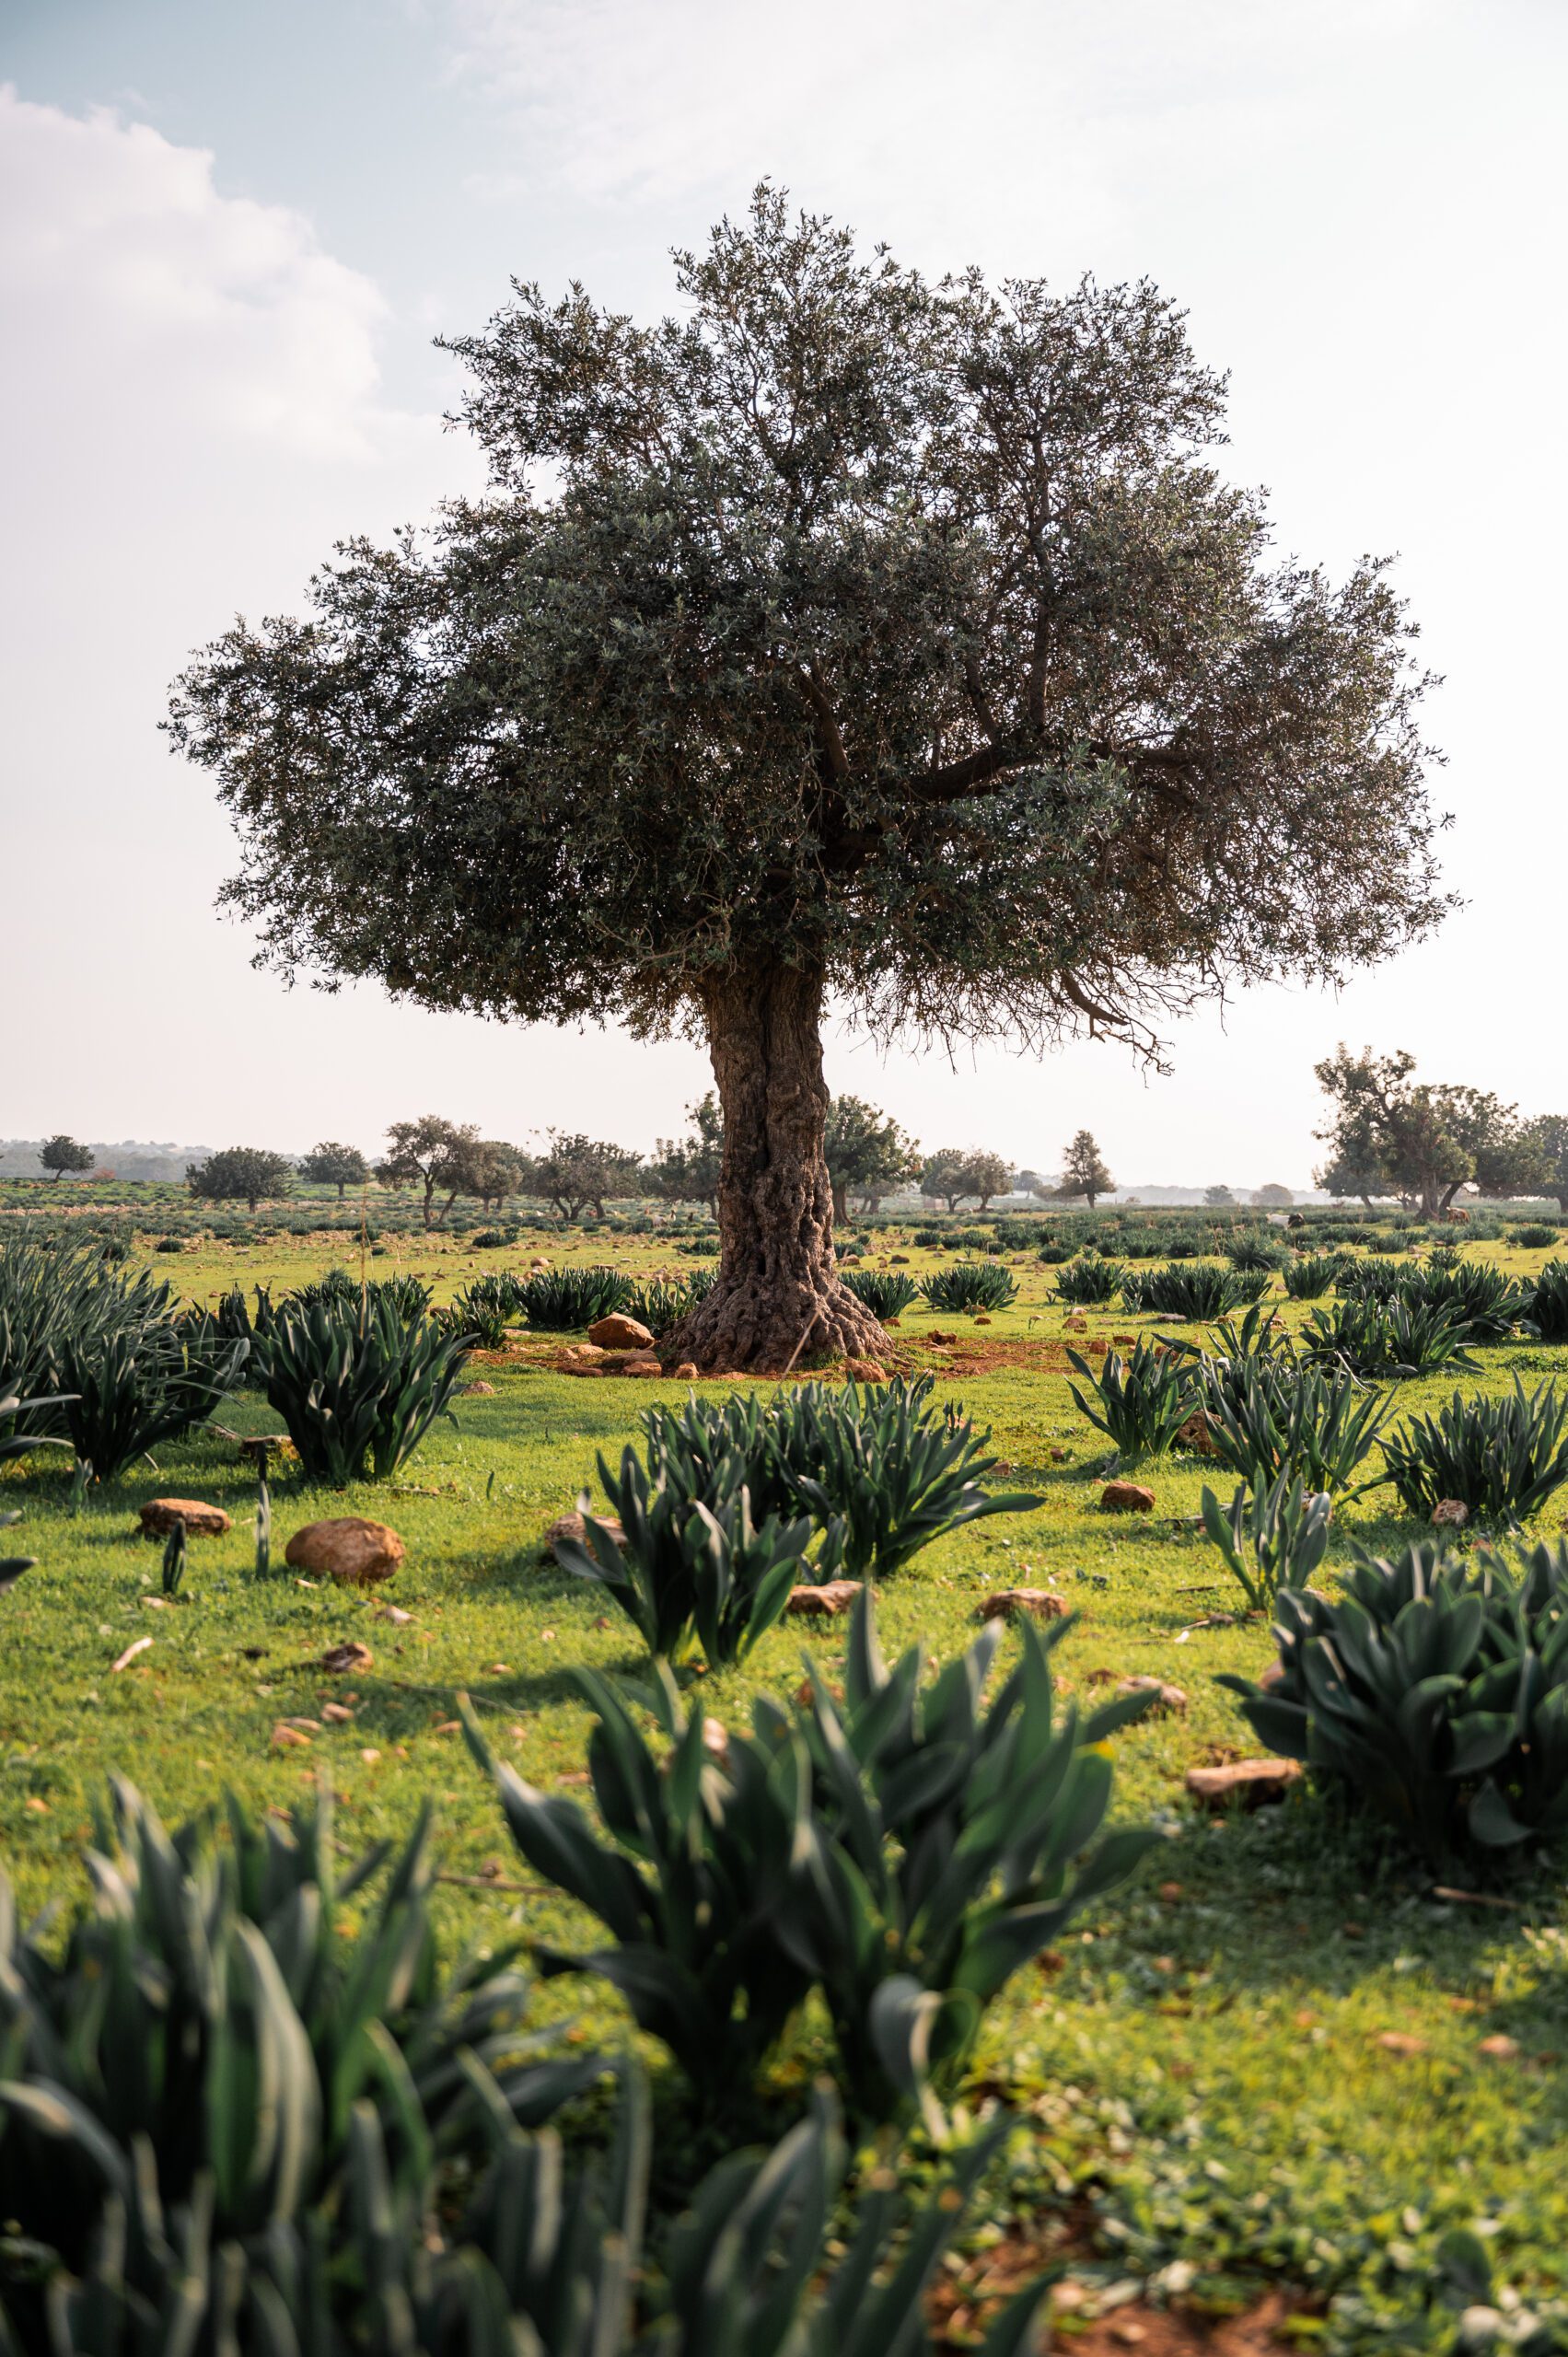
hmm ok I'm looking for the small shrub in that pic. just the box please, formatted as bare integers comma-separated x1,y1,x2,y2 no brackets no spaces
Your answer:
1067,1339,1198,1460
1527,1260,1568,1343
1052,1256,1123,1305
1301,1295,1478,1379
52,1316,248,1483
1512,1222,1559,1249
1335,1255,1405,1303
1378,1379,1568,1523
443,1276,514,1348
788,1377,1040,1579
919,1261,1018,1313
1283,1250,1345,1300
253,1295,470,1484
471,1225,517,1248
556,1452,810,1665
153,1236,186,1253
912,1225,946,1248
1200,1472,1333,1610
1400,1259,1534,1341
1122,1262,1257,1319
1201,1358,1391,1494
1226,1236,1288,1273
515,1263,635,1329
840,1267,919,1318
1219,1538,1568,1866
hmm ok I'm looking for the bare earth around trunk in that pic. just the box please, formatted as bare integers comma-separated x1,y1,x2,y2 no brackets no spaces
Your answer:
665,959,890,1375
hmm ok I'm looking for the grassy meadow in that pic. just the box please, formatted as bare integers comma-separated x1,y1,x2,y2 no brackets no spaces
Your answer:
3,1209,1567,2351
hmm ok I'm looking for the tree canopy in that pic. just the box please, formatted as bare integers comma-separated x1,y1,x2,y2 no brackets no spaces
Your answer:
1315,1048,1544,1216
39,1135,94,1180
647,1095,725,1217
824,1096,921,1221
1524,1117,1568,1214
167,188,1446,1368
187,1145,293,1212
526,1132,642,1221
377,1117,480,1229
299,1141,370,1199
920,1147,1011,1213
1057,1129,1114,1207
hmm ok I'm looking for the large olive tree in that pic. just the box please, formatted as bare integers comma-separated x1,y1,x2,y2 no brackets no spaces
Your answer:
168,190,1445,1371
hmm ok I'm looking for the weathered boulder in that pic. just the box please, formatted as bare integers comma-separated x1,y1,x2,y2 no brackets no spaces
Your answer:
978,1587,1066,1623
547,1510,626,1560
845,1358,887,1382
1432,1498,1469,1530
1118,1674,1189,1715
1099,1480,1156,1514
787,1579,864,1617
320,1640,374,1674
139,1498,231,1538
587,1313,654,1351
1185,1758,1302,1810
285,1517,404,1585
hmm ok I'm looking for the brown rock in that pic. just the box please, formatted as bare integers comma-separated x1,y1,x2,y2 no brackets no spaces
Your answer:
787,1579,865,1617
1258,1658,1287,1692
285,1517,405,1585
320,1641,374,1674
1175,1411,1219,1457
1099,1480,1156,1514
1118,1674,1188,1714
673,1361,700,1379
926,1329,956,1344
232,1434,294,1469
1374,2031,1428,2057
460,1380,498,1396
979,1587,1066,1622
139,1498,231,1538
1432,1498,1469,1530
560,1342,607,1364
1478,2034,1520,2061
1185,1758,1303,1810
845,1358,887,1382
973,1314,993,1325
587,1313,654,1351
546,1510,626,1560
271,1723,311,1750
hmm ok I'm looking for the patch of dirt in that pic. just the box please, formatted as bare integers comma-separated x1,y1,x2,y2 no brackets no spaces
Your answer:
1049,2291,1303,2353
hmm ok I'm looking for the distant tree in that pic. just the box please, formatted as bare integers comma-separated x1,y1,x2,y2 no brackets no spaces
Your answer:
39,1134,94,1181
528,1132,643,1221
299,1141,371,1200
646,1094,725,1217
468,1140,526,1211
1250,1182,1295,1207
1315,1048,1546,1218
920,1146,1011,1213
168,192,1445,1370
1522,1117,1568,1213
187,1145,294,1213
1014,1168,1054,1201
824,1096,921,1222
378,1116,481,1230
1056,1130,1115,1209
1204,1184,1236,1206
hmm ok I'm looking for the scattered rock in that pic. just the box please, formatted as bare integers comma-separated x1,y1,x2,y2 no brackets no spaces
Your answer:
1175,1412,1219,1457
1374,2031,1428,2057
1185,1758,1303,1810
546,1510,626,1560
845,1358,887,1382
979,1587,1066,1623
787,1579,865,1617
1432,1498,1469,1530
587,1313,654,1351
973,1314,993,1326
139,1498,231,1538
1478,2034,1520,2061
232,1434,294,1469
322,1701,354,1724
1049,1445,1071,1462
528,1258,550,1272
1118,1675,1189,1714
460,1380,498,1396
672,1361,699,1379
285,1517,405,1585
560,1342,607,1364
925,1329,956,1344
890,1254,911,1264
1258,1659,1287,1692
320,1641,374,1674
374,1604,414,1626
1100,1480,1156,1515
272,1723,312,1750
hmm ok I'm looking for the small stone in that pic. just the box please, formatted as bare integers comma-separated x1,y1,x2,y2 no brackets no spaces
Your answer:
547,1510,626,1560
673,1361,700,1379
587,1313,655,1351
1100,1480,1156,1514
139,1498,231,1538
322,1701,354,1724
232,1434,294,1468
360,1747,382,1764
1374,2031,1428,2057
1432,1498,1469,1530
1175,1412,1218,1457
285,1518,404,1585
320,1640,374,1674
1118,1674,1189,1714
374,1605,414,1626
980,1587,1066,1622
1185,1758,1303,1809
1050,1445,1071,1462
787,1579,865,1617
272,1723,311,1750
460,1380,498,1395
560,1342,607,1364
845,1358,887,1381
926,1329,956,1344
1258,1658,1287,1692
973,1314,993,1325
1478,2034,1520,2061
619,1354,664,1377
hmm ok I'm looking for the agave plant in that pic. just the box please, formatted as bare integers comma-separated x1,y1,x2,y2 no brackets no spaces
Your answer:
1200,1472,1333,1610
776,1593,1156,2128
1333,1255,1405,1304
1121,1262,1259,1319
442,1275,515,1348
252,1294,470,1484
1283,1250,1345,1300
1225,1235,1288,1273
1052,1255,1124,1306
1218,1538,1568,1866
839,1266,920,1319
1527,1260,1568,1343
790,1379,1040,1579
1300,1295,1478,1379
621,1271,714,1338
1377,1379,1568,1523
918,1261,1018,1314
51,1315,249,1483
516,1264,636,1330
555,1449,812,1665
1066,1339,1199,1460
1398,1259,1534,1341
1200,1357,1392,1494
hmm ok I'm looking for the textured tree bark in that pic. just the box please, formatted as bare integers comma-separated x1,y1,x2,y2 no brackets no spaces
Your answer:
667,958,889,1373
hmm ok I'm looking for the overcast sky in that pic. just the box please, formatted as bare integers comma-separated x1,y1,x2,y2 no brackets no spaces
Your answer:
3,0,1562,1186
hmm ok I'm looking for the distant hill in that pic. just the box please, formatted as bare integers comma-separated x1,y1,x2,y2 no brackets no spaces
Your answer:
0,1140,216,1183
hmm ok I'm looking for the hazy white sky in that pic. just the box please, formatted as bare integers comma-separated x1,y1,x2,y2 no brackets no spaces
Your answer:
3,0,1563,1185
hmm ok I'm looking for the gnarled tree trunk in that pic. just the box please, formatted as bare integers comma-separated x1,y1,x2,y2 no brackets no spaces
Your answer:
667,958,889,1374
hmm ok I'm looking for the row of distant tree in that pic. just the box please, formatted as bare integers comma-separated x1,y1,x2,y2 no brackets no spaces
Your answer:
28,1051,1568,1223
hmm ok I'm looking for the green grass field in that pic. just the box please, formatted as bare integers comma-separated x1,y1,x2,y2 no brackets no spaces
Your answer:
3,1221,1566,2351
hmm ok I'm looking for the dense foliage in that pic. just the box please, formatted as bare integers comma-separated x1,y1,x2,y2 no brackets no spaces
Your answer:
253,1294,471,1484
1378,1379,1568,1523
919,1261,1018,1313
